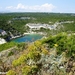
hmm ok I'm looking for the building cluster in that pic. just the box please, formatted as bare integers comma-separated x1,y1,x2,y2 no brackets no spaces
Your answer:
26,23,58,30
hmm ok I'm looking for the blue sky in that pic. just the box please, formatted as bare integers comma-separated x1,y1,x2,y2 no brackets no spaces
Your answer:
0,0,75,13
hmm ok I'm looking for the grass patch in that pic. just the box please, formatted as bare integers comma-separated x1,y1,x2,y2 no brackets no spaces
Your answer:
0,42,17,52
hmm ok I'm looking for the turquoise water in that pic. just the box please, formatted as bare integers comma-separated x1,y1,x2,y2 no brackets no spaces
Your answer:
12,34,43,43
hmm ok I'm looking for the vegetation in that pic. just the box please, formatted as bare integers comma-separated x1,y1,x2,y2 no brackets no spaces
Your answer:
6,70,16,75
0,42,17,52
7,51,14,57
0,13,75,75
43,32,75,57
5,32,75,75
0,13,75,38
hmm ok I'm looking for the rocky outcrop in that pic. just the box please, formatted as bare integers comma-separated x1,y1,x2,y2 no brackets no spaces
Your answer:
0,47,18,73
0,38,6,44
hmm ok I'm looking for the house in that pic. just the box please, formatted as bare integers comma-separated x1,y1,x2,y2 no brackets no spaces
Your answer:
0,29,7,36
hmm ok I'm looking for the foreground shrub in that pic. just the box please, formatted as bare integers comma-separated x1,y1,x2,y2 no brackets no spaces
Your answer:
6,70,16,75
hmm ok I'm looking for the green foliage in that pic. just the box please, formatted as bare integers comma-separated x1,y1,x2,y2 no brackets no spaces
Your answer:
6,70,16,75
0,42,17,52
8,51,14,57
41,46,48,55
22,66,31,75
44,32,75,57
6,32,75,75
1,13,75,75
63,23,75,32
22,65,38,75
27,44,41,61
28,50,41,61
11,20,28,33
12,54,27,66
34,40,42,49
12,60,19,67
31,65,38,74
0,13,75,36
17,42,27,51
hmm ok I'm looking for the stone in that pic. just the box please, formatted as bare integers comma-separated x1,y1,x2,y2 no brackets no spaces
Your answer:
73,62,75,67
69,71,73,75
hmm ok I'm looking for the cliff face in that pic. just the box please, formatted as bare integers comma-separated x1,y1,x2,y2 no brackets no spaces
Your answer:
0,46,22,73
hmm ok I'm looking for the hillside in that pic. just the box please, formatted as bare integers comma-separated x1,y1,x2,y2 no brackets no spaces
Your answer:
0,13,75,75
0,13,75,38
0,32,75,75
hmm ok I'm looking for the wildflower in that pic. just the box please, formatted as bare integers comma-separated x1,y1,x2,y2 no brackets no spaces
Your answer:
54,44,58,47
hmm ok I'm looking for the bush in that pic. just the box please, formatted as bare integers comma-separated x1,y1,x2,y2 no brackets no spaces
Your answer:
6,70,16,75
8,51,14,57
22,65,38,75
44,32,75,57
28,50,41,61
12,54,27,66
0,42,17,52
22,66,31,75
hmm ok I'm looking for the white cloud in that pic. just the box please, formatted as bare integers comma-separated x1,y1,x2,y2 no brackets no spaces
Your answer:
6,6,14,9
16,3,27,9
6,3,56,12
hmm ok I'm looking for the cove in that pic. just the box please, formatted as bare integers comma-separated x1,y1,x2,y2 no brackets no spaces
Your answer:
11,34,43,43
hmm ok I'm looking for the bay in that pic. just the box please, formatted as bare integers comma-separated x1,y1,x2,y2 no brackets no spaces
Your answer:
11,34,43,43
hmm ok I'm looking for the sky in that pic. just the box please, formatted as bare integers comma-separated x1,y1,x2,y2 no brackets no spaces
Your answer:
0,0,75,13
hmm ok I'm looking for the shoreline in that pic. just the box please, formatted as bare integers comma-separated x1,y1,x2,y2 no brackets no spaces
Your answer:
10,32,44,41
4,32,45,43
23,32,45,36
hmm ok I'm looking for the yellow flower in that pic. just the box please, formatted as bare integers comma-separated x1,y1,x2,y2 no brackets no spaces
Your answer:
54,44,58,47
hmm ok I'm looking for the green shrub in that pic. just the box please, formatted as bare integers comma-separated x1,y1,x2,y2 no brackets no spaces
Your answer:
44,32,75,57
6,70,16,75
8,51,14,57
22,65,38,75
22,66,31,75
0,42,17,52
12,54,27,66
28,50,41,61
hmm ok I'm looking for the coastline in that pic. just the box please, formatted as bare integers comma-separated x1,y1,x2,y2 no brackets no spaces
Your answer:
11,33,43,43
23,32,45,36
4,32,45,43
